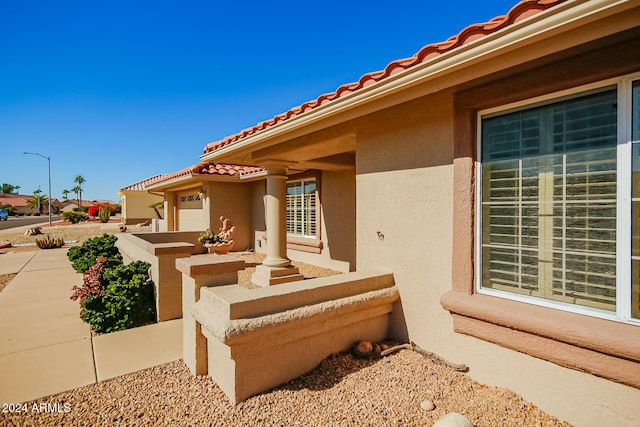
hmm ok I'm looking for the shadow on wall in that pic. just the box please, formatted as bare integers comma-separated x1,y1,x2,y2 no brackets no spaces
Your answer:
322,169,357,271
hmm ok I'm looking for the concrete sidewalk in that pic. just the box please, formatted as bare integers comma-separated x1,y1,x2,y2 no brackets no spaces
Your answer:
0,248,182,404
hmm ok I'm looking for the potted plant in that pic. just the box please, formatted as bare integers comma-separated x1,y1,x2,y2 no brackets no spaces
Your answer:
198,217,236,254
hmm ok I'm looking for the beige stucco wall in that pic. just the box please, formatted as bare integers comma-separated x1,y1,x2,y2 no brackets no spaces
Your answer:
250,180,266,252
354,90,640,426
286,169,356,273
120,190,164,224
207,181,253,251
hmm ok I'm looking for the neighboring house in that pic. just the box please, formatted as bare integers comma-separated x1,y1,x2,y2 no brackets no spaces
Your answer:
118,175,167,225
61,199,100,213
60,199,79,212
139,0,640,424
146,164,267,255
0,193,60,215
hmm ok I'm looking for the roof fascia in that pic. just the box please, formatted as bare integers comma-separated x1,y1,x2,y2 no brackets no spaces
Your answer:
146,173,245,192
146,174,195,191
201,0,633,163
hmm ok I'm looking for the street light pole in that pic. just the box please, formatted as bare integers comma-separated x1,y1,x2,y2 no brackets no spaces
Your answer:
22,152,52,227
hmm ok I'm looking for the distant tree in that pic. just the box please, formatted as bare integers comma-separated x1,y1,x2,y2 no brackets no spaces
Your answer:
149,201,164,219
62,189,70,200
27,190,47,214
0,204,16,215
1,183,19,194
74,175,85,209
71,185,81,205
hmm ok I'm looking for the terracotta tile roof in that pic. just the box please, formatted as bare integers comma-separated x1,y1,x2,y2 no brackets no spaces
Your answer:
204,0,566,155
0,193,32,207
119,174,169,192
149,162,265,186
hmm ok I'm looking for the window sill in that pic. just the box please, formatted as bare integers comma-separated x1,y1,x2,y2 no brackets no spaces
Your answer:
287,236,323,254
440,291,640,389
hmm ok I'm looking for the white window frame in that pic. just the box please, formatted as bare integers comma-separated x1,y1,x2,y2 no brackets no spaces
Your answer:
475,72,640,326
286,178,318,239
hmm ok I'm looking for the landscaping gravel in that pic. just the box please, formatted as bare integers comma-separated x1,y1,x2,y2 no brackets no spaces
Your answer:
0,224,570,426
0,273,15,293
0,350,570,426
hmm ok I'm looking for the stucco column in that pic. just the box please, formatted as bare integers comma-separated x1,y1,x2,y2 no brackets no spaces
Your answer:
165,191,176,231
251,166,304,287
263,167,290,268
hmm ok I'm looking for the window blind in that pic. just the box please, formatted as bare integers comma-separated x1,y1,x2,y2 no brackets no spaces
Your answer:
481,89,618,311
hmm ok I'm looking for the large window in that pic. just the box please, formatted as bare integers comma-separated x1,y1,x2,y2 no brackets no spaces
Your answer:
478,76,640,323
286,179,317,238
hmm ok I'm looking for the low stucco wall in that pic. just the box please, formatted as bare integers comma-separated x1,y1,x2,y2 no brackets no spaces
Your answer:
193,270,398,403
130,231,205,250
116,232,206,321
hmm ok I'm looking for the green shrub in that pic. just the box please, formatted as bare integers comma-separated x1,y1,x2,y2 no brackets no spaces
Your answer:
67,234,122,273
98,206,111,223
63,211,88,224
79,261,155,333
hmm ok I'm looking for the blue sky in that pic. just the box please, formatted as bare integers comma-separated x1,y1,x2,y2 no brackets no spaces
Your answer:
1,0,519,201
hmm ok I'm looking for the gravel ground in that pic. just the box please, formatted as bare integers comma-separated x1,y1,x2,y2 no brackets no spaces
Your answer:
0,351,570,427
0,224,570,426
0,273,16,293
0,222,139,251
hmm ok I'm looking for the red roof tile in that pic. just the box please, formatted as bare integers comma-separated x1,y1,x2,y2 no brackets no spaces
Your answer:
149,162,265,187
204,0,566,155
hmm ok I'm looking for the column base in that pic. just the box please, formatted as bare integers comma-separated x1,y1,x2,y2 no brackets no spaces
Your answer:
251,264,304,287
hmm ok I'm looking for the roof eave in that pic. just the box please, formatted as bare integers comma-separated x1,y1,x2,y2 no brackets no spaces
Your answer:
146,174,195,191
201,0,634,164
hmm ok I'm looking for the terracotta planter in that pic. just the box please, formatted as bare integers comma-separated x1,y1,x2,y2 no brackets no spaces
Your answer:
204,240,234,255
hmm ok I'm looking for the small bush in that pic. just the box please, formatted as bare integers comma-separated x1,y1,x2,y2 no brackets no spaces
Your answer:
98,206,111,223
77,261,155,333
36,235,65,249
71,256,107,304
63,211,88,224
67,234,122,273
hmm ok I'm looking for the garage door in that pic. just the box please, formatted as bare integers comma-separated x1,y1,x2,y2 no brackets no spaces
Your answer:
177,191,204,231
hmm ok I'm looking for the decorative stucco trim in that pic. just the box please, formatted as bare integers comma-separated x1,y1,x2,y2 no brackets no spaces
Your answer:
446,38,640,389
449,312,640,389
287,236,323,254
441,292,640,363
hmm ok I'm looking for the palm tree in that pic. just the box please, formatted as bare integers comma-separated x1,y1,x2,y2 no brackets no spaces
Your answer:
71,186,81,208
1,183,16,194
74,175,85,209
27,190,47,215
62,189,70,200
149,201,164,219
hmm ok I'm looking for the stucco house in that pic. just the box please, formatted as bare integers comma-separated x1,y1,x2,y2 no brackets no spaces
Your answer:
118,174,168,225
135,0,640,424
0,193,60,215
